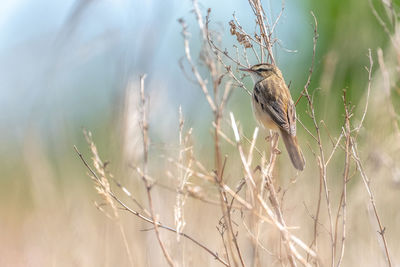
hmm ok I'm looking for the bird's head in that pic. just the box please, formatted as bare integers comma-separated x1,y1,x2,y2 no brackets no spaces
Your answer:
240,63,282,83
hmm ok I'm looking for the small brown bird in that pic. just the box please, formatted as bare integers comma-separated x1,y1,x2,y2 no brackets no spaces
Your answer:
241,63,305,171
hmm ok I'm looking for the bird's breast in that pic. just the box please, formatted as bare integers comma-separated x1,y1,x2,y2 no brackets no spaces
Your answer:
252,95,279,131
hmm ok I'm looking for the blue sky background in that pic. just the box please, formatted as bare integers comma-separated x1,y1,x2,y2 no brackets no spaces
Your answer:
0,0,310,148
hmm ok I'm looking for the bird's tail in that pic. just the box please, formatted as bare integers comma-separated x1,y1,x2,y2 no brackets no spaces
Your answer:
280,130,306,171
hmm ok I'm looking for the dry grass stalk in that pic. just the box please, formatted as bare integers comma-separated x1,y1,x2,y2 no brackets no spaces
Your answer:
73,1,396,266
247,0,276,64
74,134,135,266
74,142,230,266
335,90,351,267
174,106,193,241
230,111,317,266
138,74,176,266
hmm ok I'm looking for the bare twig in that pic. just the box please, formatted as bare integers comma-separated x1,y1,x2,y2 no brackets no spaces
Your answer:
248,0,276,64
297,14,334,265
139,75,175,267
377,48,400,136
230,113,257,190
336,91,351,267
295,12,318,107
175,106,192,241
182,3,247,265
82,130,135,267
179,19,217,112
353,49,373,134
261,133,298,267
351,143,392,267
74,146,230,267
350,50,392,267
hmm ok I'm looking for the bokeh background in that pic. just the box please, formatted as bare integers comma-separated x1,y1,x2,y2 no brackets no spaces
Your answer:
1,0,399,266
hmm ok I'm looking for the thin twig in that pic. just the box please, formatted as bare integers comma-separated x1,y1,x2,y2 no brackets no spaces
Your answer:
248,0,276,64
295,12,318,107
179,19,217,112
353,49,373,134
74,145,230,267
301,13,335,266
351,143,392,267
139,75,175,267
336,92,351,267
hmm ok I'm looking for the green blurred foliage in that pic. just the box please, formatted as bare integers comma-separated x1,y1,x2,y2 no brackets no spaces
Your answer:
296,0,392,130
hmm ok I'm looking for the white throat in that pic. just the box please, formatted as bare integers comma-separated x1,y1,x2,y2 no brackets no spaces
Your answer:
249,72,264,84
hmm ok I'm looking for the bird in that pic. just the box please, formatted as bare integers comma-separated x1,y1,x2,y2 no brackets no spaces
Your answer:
240,63,305,171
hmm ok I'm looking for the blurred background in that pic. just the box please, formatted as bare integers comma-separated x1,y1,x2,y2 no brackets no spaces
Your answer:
1,0,399,266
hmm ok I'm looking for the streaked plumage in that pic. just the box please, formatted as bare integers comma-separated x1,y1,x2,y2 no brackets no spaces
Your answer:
241,63,305,171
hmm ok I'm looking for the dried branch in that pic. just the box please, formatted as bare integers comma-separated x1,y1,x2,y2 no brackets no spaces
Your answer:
81,130,135,267
179,19,217,113
353,49,373,134
139,75,175,267
182,2,247,265
261,132,297,267
351,143,392,267
335,91,351,267
248,0,276,64
296,13,335,265
295,12,318,107
377,48,400,137
74,146,230,267
351,49,392,267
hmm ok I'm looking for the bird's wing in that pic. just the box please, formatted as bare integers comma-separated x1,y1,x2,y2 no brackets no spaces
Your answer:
255,79,296,136
286,100,297,136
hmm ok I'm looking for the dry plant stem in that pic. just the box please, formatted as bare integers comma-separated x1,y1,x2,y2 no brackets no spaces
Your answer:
232,14,268,51
230,113,257,191
377,48,400,136
205,19,252,96
354,49,373,134
139,75,175,267
301,13,335,266
351,143,392,267
257,195,314,267
270,0,285,40
207,36,247,68
369,0,399,51
351,50,391,267
156,181,228,208
297,12,322,263
183,3,246,265
111,177,150,217
82,131,135,267
248,0,276,64
295,12,318,107
171,123,317,262
230,113,316,266
180,19,217,113
214,49,246,267
242,221,274,257
74,146,230,267
335,93,351,267
175,106,193,242
231,14,262,62
335,49,372,266
216,113,244,267
263,134,297,267
218,223,232,267
170,157,254,210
